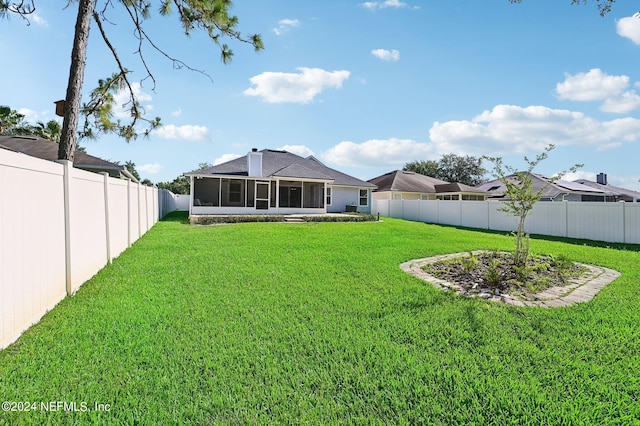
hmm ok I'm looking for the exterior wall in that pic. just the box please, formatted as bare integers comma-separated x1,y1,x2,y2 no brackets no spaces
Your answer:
373,198,640,244
189,176,373,215
0,149,159,350
191,206,325,215
329,186,372,214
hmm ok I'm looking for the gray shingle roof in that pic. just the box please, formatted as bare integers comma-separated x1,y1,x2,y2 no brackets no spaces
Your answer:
368,170,449,193
575,179,640,201
476,173,610,199
186,149,376,188
0,135,134,180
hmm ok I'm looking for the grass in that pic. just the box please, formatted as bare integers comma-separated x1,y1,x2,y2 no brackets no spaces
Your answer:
1,212,639,425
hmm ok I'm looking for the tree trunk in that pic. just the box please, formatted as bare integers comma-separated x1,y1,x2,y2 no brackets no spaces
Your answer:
58,0,95,161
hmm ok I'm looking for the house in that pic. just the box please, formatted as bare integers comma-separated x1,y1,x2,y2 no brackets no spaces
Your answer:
0,135,138,181
184,149,377,216
574,173,640,202
368,170,487,201
476,172,612,202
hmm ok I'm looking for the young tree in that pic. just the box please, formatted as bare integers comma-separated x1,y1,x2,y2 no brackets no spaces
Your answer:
2,1,263,161
483,145,581,266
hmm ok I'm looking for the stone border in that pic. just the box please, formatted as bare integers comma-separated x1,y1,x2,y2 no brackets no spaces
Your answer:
400,251,620,308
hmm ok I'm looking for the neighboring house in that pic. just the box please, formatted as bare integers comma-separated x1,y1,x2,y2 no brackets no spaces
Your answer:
574,173,640,202
368,170,487,201
0,135,138,181
476,172,612,202
184,149,376,215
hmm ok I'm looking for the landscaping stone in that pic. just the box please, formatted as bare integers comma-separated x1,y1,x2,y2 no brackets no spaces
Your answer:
400,251,620,308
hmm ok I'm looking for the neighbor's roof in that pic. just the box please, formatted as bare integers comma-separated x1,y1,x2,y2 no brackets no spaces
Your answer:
186,149,376,188
368,170,485,194
476,172,609,199
574,179,640,201
0,135,136,180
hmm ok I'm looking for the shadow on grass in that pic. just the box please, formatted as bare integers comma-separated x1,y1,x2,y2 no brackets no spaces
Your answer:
421,222,640,252
160,211,189,224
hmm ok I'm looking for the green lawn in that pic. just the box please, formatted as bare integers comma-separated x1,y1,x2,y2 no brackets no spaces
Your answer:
1,213,639,425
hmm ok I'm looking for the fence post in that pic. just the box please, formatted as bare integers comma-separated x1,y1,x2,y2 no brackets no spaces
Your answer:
103,173,112,264
564,201,569,238
137,182,142,239
57,160,73,296
126,179,132,248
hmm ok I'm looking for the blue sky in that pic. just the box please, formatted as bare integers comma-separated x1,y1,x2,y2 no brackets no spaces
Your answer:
2,0,640,190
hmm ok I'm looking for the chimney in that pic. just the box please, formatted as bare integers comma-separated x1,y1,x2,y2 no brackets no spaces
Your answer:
247,148,262,177
597,173,607,185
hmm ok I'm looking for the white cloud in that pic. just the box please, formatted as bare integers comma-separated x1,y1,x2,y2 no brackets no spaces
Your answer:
113,82,153,119
371,48,400,61
428,104,640,156
213,153,242,165
556,68,629,101
154,124,209,141
243,67,350,104
600,91,640,114
138,163,163,174
32,14,47,26
596,142,622,151
562,170,597,182
609,175,640,192
616,13,640,45
17,108,37,121
171,108,182,117
273,18,300,35
277,145,315,157
321,138,433,168
361,0,419,11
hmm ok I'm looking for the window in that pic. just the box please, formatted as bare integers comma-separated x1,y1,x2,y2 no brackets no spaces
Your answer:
393,193,402,200
359,189,368,206
420,195,429,200
326,187,332,206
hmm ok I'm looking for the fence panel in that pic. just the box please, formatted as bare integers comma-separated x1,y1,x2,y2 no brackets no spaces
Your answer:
129,182,140,241
624,203,640,244
1,150,160,350
68,168,108,293
403,200,421,222
376,199,639,245
526,202,568,237
0,150,67,349
107,177,130,259
437,201,462,226
460,201,489,229
567,202,625,243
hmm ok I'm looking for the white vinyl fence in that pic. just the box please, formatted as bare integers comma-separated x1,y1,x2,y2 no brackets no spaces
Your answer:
1,149,161,350
373,199,640,245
